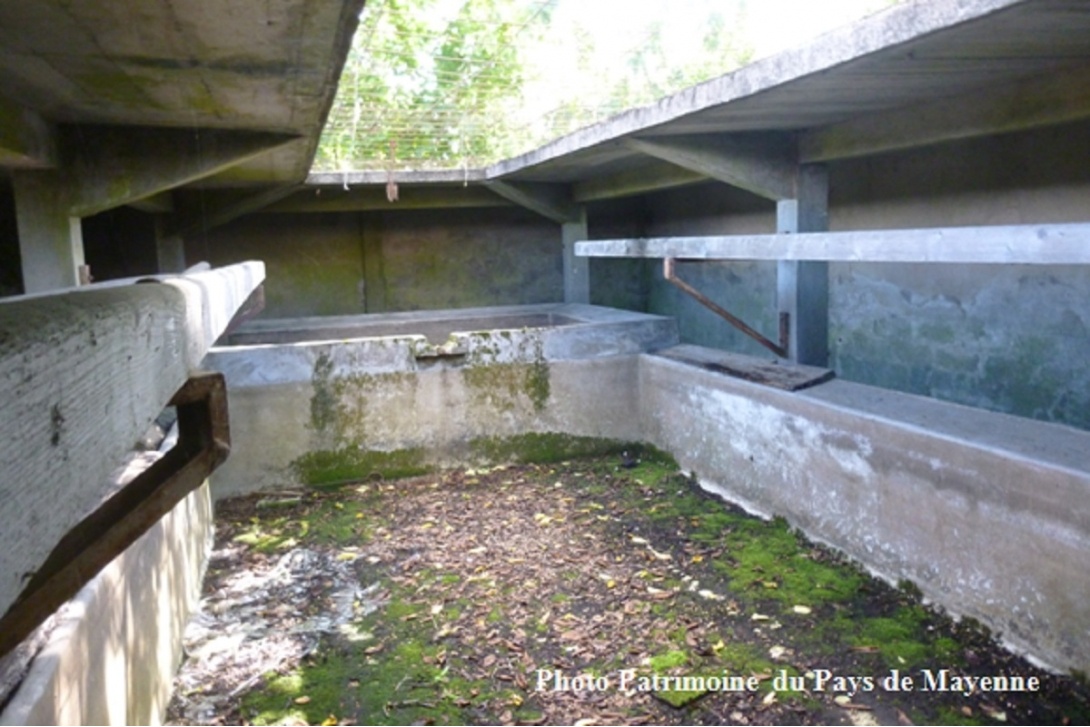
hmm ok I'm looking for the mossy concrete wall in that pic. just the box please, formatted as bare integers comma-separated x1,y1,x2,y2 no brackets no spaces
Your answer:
192,207,562,319
632,121,1090,431
188,212,366,317
638,348,1090,674
205,305,677,497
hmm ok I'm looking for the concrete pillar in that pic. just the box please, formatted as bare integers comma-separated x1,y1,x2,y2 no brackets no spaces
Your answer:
154,219,187,274
562,208,589,304
776,164,829,366
12,171,85,293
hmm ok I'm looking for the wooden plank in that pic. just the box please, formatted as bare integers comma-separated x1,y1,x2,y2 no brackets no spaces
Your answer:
655,344,835,392
575,223,1090,265
0,261,263,624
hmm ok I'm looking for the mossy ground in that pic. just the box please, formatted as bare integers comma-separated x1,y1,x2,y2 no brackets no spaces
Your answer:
169,452,1090,726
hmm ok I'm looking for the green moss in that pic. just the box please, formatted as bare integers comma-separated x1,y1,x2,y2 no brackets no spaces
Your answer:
310,352,337,434
462,330,551,412
293,446,431,487
468,432,652,465
649,650,688,671
711,517,867,606
463,361,550,413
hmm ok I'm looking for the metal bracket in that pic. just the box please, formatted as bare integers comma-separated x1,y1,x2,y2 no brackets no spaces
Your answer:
664,257,789,359
0,372,231,657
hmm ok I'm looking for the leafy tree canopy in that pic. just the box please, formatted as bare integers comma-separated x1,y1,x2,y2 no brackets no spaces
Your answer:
315,0,898,172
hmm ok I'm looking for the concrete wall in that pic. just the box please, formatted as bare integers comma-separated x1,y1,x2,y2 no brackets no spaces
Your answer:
639,348,1090,674
205,304,676,498
191,207,563,319
0,483,212,726
632,122,1090,431
203,322,1090,672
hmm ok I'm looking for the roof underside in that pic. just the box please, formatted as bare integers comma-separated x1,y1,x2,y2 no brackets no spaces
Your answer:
482,0,1090,185
0,0,364,186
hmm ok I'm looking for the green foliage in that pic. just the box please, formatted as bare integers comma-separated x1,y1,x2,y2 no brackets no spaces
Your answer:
317,0,552,170
315,0,753,171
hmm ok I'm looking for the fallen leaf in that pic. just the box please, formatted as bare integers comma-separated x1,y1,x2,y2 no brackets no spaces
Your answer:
321,715,338,726
294,696,311,704
792,605,812,615
762,690,777,706
751,613,771,621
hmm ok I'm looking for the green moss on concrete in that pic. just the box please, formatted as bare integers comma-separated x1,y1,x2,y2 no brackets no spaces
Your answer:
463,361,550,413
468,432,656,465
310,351,338,434
462,329,551,413
293,446,431,487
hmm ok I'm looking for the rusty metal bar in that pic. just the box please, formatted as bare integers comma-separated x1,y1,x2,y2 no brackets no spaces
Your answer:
0,372,230,658
663,257,789,359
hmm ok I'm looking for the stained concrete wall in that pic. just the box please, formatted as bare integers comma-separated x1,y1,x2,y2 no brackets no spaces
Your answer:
638,348,1090,674
368,207,561,311
634,122,1090,431
188,213,366,318
204,305,677,498
192,207,562,319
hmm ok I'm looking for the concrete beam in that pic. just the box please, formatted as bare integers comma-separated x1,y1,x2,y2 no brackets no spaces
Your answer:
572,161,706,203
575,222,1090,265
0,261,264,624
800,64,1090,163
483,181,582,224
622,133,797,201
269,185,511,213
127,192,174,214
0,96,57,169
63,126,299,217
166,184,299,239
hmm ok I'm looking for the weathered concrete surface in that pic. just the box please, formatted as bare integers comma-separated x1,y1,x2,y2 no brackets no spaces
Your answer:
639,347,1090,673
0,261,263,632
0,480,212,726
204,305,678,497
190,214,364,317
577,222,1090,265
0,0,364,185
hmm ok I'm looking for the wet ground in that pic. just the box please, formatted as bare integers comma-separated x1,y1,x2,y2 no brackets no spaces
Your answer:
167,449,1090,725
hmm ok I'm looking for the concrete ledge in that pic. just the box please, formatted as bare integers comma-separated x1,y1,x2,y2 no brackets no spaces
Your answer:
575,224,1090,265
0,261,264,621
639,346,1090,673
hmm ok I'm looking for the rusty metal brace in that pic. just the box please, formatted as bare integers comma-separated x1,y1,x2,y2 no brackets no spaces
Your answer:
0,372,231,658
663,257,789,359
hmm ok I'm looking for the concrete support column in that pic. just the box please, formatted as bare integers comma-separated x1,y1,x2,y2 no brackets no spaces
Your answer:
562,208,589,304
154,218,187,274
12,171,84,293
776,164,829,366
